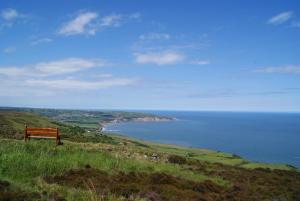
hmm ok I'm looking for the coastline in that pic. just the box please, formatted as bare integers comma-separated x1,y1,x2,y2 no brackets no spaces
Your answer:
100,115,176,131
104,130,299,171
101,114,300,169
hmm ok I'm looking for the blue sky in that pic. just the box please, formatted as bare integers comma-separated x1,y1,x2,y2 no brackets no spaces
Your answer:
0,0,300,111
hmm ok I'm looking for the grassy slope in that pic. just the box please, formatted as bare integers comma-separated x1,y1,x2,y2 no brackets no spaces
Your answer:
0,112,57,139
0,111,56,131
0,111,299,200
0,107,173,130
112,134,297,170
0,111,119,144
0,139,227,200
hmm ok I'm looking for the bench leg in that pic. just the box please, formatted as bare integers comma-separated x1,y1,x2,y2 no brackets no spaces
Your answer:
24,135,28,142
56,136,61,145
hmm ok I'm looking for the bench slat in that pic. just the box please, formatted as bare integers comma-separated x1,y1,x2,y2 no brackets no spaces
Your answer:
29,136,57,139
27,132,57,137
26,128,57,132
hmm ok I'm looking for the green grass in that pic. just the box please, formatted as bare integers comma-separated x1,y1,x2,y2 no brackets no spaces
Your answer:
111,134,297,171
0,111,57,139
0,138,227,200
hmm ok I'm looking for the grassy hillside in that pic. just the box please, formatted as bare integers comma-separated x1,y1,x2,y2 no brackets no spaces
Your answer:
0,107,173,131
1,139,300,201
0,111,299,201
0,112,57,139
0,111,118,144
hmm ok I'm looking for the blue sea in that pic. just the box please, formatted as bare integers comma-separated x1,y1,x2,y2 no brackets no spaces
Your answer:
105,111,300,168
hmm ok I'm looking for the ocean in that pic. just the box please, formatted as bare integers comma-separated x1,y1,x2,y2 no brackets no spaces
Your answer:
105,111,300,168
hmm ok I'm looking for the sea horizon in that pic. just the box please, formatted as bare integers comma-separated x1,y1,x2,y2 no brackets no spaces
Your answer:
2,106,300,114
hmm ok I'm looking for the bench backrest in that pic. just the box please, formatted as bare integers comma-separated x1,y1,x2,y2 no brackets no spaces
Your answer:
25,127,58,137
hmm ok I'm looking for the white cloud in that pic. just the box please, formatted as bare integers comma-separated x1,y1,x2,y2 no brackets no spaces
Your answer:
34,58,106,75
0,8,27,29
0,67,26,76
191,60,210,65
93,73,113,78
58,11,140,36
0,79,56,97
129,12,141,19
291,21,300,27
100,14,122,27
132,33,210,66
58,12,98,36
0,57,107,77
139,33,170,40
134,52,184,65
1,8,19,20
0,57,136,96
26,78,136,90
268,11,293,25
31,38,53,46
3,47,16,54
255,65,300,74
98,13,140,28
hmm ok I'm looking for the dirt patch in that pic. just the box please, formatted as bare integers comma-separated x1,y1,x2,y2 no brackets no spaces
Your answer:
0,179,40,201
167,154,187,165
0,180,10,190
44,167,224,201
165,155,300,201
189,161,300,201
44,158,300,201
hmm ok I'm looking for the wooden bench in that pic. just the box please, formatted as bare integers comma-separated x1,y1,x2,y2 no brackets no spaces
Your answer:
24,125,61,145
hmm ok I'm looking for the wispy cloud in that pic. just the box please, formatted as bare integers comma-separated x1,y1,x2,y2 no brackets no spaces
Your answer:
0,76,136,97
25,78,136,90
58,11,141,36
3,47,16,54
129,12,141,19
1,8,19,20
190,60,210,65
30,38,53,46
99,14,122,27
188,88,295,99
98,12,141,28
34,58,106,75
255,65,300,74
139,32,170,40
188,89,236,99
92,73,113,78
0,8,27,29
268,11,293,25
291,21,300,27
133,32,208,53
132,32,210,66
0,67,26,76
0,57,107,77
0,57,137,96
134,52,184,65
58,12,98,36
0,79,56,97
